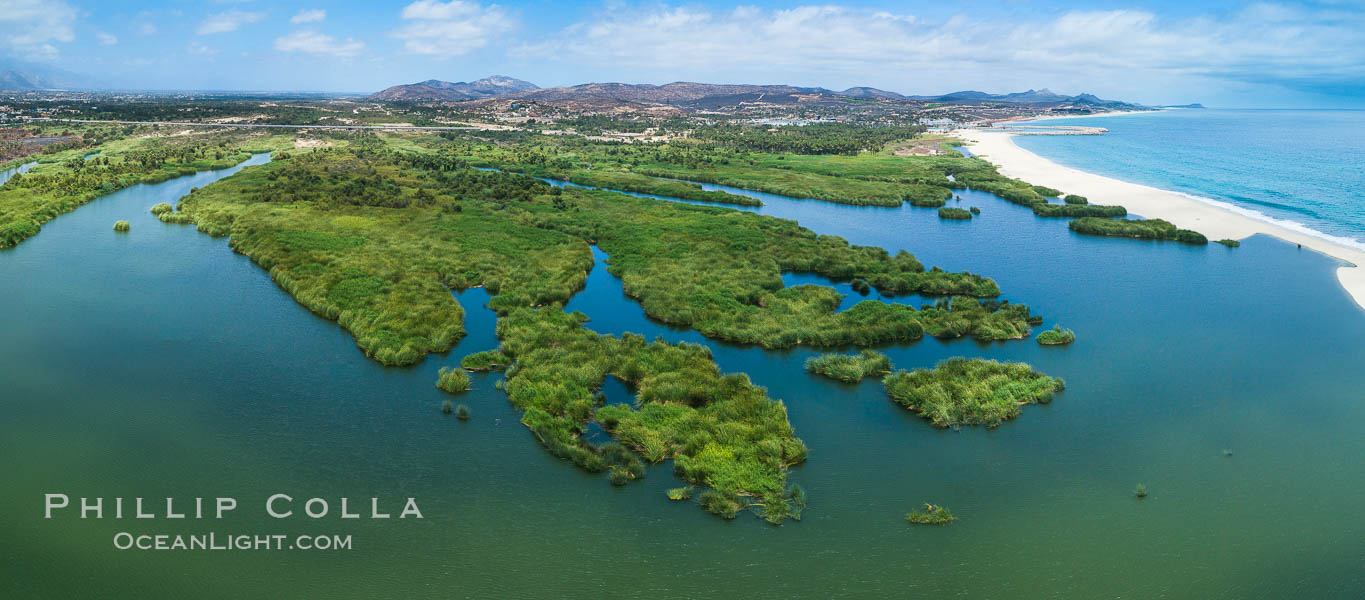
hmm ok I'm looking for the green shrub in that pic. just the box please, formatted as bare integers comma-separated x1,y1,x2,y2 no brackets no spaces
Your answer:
906,504,955,525
1032,185,1062,197
1135,484,1147,498
667,486,694,501
805,350,892,382
883,357,1064,427
1063,194,1089,205
937,207,972,220
456,404,470,420
969,206,980,215
698,490,741,519
436,367,471,393
1032,204,1126,218
1069,217,1207,244
113,220,131,232
150,203,174,216
441,399,453,415
461,349,512,371
1036,325,1076,345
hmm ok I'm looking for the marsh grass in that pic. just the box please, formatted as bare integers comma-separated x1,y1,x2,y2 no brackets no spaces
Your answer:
805,350,892,383
883,357,1064,428
1135,484,1148,498
456,404,470,420
461,349,512,371
1070,217,1208,244
937,207,972,220
906,504,955,525
667,486,694,501
436,367,471,393
150,203,173,216
441,399,453,415
1215,239,1241,247
1036,325,1076,345
113,220,130,232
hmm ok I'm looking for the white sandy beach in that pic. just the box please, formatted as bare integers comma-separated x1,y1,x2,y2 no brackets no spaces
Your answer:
957,129,1365,311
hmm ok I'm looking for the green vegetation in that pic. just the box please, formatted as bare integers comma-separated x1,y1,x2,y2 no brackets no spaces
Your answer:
804,350,891,383
1135,484,1148,498
906,504,956,525
0,131,274,249
150,202,173,216
564,170,760,207
112,220,130,232
441,399,453,415
456,404,470,420
1070,217,1209,244
436,367,471,393
1216,239,1241,247
1063,194,1089,205
883,357,1064,428
969,206,981,215
461,349,512,371
504,307,806,523
1032,185,1063,197
160,135,1056,521
938,207,972,220
1032,204,1127,218
1036,325,1076,345
666,486,694,501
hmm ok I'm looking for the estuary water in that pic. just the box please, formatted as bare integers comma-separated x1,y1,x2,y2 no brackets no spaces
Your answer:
3,153,1365,598
1014,109,1365,248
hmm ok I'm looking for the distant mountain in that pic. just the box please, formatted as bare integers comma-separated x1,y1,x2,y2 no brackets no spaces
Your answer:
0,68,88,91
371,75,540,101
370,78,1149,111
907,88,1144,108
840,86,904,99
1162,103,1206,109
522,82,834,104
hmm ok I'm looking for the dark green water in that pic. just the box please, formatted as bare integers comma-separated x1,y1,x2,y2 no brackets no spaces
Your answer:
4,156,1365,598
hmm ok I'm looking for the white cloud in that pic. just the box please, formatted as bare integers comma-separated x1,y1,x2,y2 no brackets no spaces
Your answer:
96,32,118,45
187,42,218,56
392,0,514,56
196,10,265,35
135,21,157,36
291,9,326,24
516,3,1365,100
0,0,77,58
275,29,364,58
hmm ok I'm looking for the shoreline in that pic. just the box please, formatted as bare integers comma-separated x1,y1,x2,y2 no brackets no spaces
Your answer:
956,129,1365,312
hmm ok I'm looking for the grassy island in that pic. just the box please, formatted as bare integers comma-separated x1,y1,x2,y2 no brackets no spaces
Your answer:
112,220,130,232
435,366,471,393
1215,239,1241,247
906,503,956,525
150,202,174,216
1036,325,1076,345
150,134,1057,521
938,207,972,220
805,350,891,383
1069,217,1208,244
461,349,512,371
883,357,1064,428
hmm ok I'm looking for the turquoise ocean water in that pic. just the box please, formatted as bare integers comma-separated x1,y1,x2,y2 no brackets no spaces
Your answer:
1014,109,1365,249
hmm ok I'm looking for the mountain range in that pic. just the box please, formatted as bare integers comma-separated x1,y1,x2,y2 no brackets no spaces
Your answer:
370,76,1146,109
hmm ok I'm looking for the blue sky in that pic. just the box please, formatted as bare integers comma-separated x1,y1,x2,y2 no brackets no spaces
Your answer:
1,0,1362,107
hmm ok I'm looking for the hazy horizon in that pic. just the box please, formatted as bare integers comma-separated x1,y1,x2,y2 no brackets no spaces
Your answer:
2,1,1363,108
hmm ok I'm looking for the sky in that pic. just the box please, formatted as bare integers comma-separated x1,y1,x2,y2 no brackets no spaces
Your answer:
1,0,1363,107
